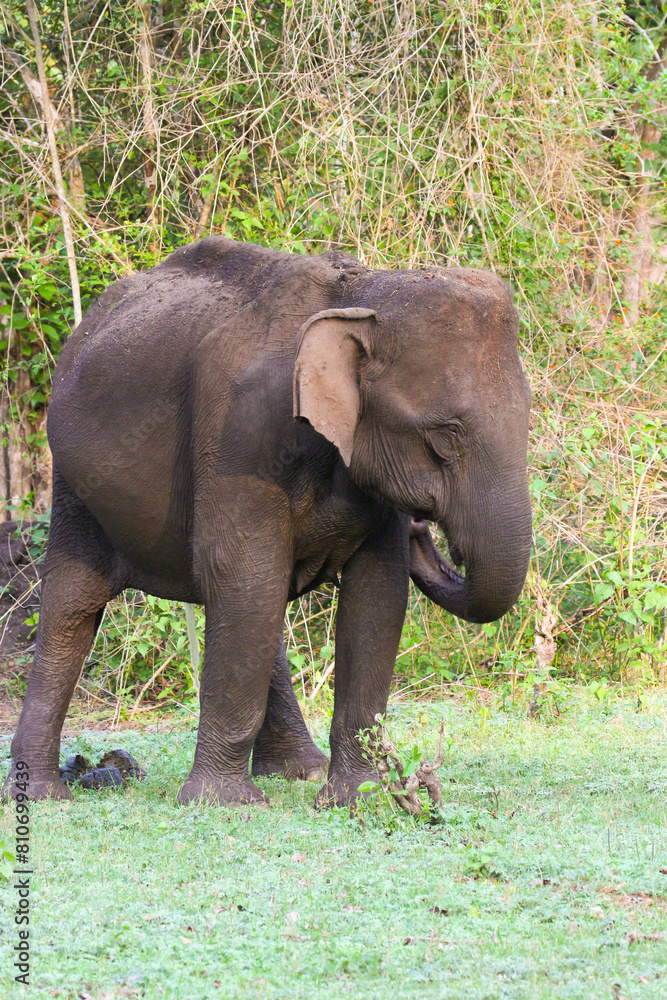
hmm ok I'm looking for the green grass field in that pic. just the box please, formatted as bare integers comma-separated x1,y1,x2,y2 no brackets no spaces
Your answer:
1,692,666,1000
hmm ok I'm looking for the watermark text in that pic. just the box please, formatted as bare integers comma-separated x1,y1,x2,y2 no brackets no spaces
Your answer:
12,761,31,986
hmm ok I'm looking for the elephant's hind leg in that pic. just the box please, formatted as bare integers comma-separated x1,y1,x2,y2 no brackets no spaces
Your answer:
251,634,328,781
3,473,120,801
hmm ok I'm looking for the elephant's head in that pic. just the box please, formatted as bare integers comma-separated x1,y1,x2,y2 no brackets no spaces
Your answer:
293,270,532,624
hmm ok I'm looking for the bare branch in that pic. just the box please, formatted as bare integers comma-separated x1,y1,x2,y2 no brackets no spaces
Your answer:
1,43,65,131
25,0,82,328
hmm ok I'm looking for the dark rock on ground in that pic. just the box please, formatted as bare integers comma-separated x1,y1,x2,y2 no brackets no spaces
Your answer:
79,766,124,789
59,748,147,789
97,748,147,781
59,754,93,784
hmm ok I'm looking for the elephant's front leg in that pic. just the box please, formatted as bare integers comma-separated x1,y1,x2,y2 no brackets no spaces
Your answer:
178,520,291,807
317,512,410,808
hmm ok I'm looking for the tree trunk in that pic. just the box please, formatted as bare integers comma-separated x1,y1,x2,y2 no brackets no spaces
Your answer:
0,388,10,521
195,156,222,239
1,372,52,517
6,371,32,511
622,33,667,327
31,408,52,513
139,1,158,233
26,0,82,328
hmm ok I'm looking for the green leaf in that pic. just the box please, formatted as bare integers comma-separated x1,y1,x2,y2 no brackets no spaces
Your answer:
37,282,58,301
593,583,614,604
529,478,549,495
644,586,667,610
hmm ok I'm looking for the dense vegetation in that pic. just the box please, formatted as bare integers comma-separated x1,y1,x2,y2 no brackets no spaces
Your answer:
1,1,666,715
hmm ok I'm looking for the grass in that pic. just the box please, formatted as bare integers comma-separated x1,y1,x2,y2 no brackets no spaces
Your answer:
0,691,666,999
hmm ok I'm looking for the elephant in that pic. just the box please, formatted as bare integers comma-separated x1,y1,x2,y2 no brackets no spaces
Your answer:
3,237,532,808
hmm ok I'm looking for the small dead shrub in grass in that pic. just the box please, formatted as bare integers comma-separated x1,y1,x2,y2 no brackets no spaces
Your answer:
354,715,446,826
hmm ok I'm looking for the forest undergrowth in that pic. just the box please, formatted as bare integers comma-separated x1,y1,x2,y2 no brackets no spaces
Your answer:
0,1,666,717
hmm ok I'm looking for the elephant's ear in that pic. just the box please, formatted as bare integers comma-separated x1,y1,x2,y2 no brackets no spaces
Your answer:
293,307,376,466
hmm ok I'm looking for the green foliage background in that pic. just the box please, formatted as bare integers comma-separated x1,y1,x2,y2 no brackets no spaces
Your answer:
1,1,666,712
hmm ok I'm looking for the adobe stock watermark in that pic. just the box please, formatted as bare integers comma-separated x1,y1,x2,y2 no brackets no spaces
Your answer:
72,397,176,501
12,761,32,986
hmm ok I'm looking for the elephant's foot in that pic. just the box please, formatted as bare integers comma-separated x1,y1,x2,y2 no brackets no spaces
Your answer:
2,767,72,803
177,772,268,807
315,769,379,809
251,739,328,782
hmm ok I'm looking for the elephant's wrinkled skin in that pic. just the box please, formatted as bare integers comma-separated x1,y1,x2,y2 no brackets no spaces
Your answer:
4,238,532,807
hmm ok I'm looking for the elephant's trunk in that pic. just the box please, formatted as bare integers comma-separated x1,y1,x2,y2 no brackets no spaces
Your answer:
409,473,532,624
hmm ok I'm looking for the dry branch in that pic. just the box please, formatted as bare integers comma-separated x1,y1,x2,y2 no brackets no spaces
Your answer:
1,44,64,131
373,714,445,817
138,0,158,234
528,586,558,717
25,0,82,328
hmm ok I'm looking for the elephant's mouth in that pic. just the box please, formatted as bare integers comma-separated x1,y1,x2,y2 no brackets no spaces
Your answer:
410,517,465,585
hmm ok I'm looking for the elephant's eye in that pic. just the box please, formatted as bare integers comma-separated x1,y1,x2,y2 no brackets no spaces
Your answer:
426,423,463,465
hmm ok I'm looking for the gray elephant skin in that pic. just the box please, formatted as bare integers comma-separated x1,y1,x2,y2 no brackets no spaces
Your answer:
4,237,532,808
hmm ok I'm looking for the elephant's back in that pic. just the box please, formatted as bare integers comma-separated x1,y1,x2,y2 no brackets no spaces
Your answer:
53,239,282,402
50,239,285,452
46,238,287,578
